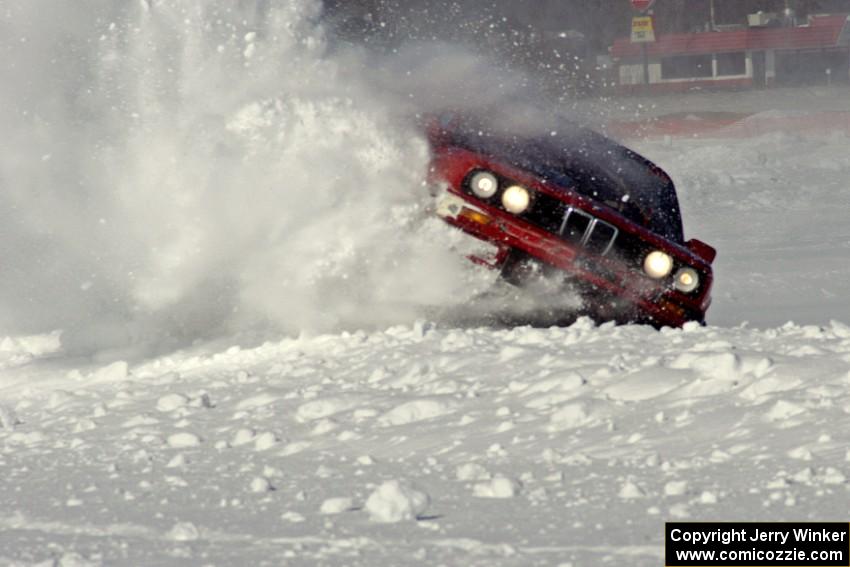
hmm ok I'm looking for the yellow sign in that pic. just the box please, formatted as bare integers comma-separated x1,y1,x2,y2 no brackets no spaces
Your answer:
631,16,656,43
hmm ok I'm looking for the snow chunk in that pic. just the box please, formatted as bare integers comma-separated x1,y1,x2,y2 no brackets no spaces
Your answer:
166,454,187,469
122,415,158,428
787,446,813,461
357,455,376,466
664,480,689,496
618,480,647,499
764,400,805,421
378,399,453,427
311,418,338,436
548,402,593,431
669,503,691,518
320,497,354,515
189,393,213,408
280,441,311,456
235,393,279,411
249,476,274,493
253,431,278,451
700,491,718,504
156,393,189,412
821,467,846,485
167,521,200,541
73,418,96,433
365,480,430,522
456,463,491,482
296,398,357,422
7,431,46,446
230,428,256,446
167,432,202,448
91,361,129,383
281,511,305,523
472,476,521,499
499,345,525,361
669,351,743,381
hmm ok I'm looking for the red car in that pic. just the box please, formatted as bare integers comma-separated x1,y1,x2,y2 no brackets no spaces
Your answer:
427,115,716,328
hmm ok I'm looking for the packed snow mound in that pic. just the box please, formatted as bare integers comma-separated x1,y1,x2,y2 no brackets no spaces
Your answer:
365,480,430,522
3,318,850,564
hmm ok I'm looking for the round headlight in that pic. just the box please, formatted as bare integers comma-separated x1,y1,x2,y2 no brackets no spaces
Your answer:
643,250,674,279
502,185,531,214
674,267,700,293
469,171,498,199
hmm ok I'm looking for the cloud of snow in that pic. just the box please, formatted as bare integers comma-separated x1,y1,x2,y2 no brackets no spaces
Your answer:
0,0,541,354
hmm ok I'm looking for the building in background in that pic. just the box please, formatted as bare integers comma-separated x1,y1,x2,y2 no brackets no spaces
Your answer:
612,13,850,93
321,1,850,96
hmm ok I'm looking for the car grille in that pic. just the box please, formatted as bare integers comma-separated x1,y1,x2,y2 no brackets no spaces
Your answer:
461,172,622,259
519,193,618,256
557,207,619,256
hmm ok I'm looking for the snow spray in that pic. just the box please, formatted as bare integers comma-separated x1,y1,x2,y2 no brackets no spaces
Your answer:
0,0,547,354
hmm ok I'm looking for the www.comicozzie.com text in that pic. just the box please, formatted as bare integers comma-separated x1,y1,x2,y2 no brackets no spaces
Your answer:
670,526,848,546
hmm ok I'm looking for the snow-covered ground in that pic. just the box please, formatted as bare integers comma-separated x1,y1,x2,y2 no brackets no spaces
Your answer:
3,315,850,566
3,1,850,566
3,129,850,566
578,84,850,122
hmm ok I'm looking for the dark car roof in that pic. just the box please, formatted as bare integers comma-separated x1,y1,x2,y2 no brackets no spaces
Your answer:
434,115,684,243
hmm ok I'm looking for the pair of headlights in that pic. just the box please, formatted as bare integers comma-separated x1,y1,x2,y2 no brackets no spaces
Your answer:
644,251,700,293
472,171,700,294
470,171,531,215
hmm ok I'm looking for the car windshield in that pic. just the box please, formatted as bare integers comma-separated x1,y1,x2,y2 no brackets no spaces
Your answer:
443,119,684,243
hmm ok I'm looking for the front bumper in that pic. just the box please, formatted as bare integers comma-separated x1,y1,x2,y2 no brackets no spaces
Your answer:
436,193,707,327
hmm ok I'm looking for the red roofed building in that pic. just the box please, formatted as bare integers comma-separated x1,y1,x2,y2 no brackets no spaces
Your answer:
611,14,850,93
